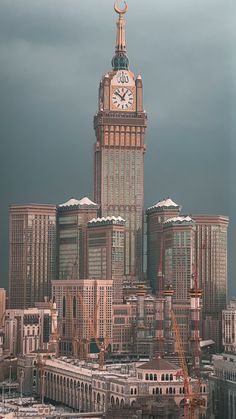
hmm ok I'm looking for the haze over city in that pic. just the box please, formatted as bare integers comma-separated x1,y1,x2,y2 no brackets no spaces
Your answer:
0,0,235,295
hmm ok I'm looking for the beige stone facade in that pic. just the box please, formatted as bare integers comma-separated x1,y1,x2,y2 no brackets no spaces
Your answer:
52,279,113,356
9,204,56,308
22,356,207,415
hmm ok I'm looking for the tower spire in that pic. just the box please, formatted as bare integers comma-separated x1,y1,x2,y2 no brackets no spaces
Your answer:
112,2,129,70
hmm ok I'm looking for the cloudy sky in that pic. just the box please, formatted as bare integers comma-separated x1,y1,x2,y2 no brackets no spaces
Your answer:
0,0,235,295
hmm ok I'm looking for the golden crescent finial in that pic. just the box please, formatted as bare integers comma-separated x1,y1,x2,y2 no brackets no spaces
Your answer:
114,1,128,15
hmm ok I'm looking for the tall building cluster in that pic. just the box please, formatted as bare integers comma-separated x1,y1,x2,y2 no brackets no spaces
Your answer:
4,2,229,373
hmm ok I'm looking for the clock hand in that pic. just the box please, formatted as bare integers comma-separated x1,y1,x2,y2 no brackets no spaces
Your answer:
115,91,124,100
122,89,128,99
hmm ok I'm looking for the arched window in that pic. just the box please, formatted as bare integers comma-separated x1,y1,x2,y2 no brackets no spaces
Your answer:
73,296,76,319
131,388,133,395
166,388,169,394
134,388,137,395
63,296,66,318
154,374,157,381
169,387,172,394
166,374,169,381
156,388,159,395
160,388,162,395
146,373,149,380
152,388,155,395
170,374,173,381
161,374,164,381
150,374,153,381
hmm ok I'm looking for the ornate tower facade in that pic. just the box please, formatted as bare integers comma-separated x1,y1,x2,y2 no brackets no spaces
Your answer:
94,2,147,279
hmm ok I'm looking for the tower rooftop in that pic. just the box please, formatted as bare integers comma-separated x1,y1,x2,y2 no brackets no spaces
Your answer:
146,198,180,213
88,215,126,227
163,215,193,225
138,357,179,371
58,197,98,209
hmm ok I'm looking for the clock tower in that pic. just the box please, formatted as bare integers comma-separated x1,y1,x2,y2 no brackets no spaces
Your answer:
94,2,147,279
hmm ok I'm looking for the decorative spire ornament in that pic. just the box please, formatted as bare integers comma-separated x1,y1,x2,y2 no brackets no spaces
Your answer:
112,1,129,70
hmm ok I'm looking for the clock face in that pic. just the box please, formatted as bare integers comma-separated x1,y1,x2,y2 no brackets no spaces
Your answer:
112,87,134,110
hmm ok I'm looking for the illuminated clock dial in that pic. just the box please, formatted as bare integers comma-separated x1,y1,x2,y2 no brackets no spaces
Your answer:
112,87,134,110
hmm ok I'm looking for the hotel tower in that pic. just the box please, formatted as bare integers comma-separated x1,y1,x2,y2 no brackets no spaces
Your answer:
94,2,147,279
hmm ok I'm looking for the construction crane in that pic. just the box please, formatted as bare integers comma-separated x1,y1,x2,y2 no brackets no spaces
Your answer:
0,311,5,328
189,264,202,378
87,296,111,369
66,290,86,359
92,334,111,370
48,302,60,356
153,237,165,357
171,309,203,419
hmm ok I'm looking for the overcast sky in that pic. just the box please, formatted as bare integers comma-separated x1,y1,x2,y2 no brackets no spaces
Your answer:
0,0,235,295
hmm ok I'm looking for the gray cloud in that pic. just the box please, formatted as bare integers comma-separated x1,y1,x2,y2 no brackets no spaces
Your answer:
0,0,235,295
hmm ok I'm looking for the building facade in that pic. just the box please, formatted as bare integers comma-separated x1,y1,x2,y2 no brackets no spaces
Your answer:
94,5,147,279
163,216,196,352
4,306,55,356
146,199,180,294
193,215,229,350
18,354,207,416
113,288,164,357
57,197,99,280
209,353,236,419
87,216,125,303
9,204,56,309
52,279,113,357
0,288,6,327
222,298,236,354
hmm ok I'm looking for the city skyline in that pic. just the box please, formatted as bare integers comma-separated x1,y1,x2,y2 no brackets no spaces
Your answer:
0,0,234,295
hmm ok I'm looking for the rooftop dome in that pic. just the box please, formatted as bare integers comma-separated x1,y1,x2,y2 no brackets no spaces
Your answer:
112,52,129,70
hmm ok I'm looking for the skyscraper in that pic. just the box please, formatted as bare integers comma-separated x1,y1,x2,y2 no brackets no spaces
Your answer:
9,204,56,308
87,216,125,303
57,197,99,280
163,216,196,351
94,3,147,279
193,214,229,350
146,198,181,293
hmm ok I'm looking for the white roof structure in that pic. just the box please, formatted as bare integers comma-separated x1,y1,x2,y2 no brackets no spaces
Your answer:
147,198,179,212
88,216,125,225
59,197,98,207
164,216,193,225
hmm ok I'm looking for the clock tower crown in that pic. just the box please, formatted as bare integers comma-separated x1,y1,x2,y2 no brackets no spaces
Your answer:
112,1,129,71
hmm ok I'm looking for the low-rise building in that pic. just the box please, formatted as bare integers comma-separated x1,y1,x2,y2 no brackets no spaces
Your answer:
222,298,236,354
18,354,208,416
4,305,57,356
209,353,236,419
